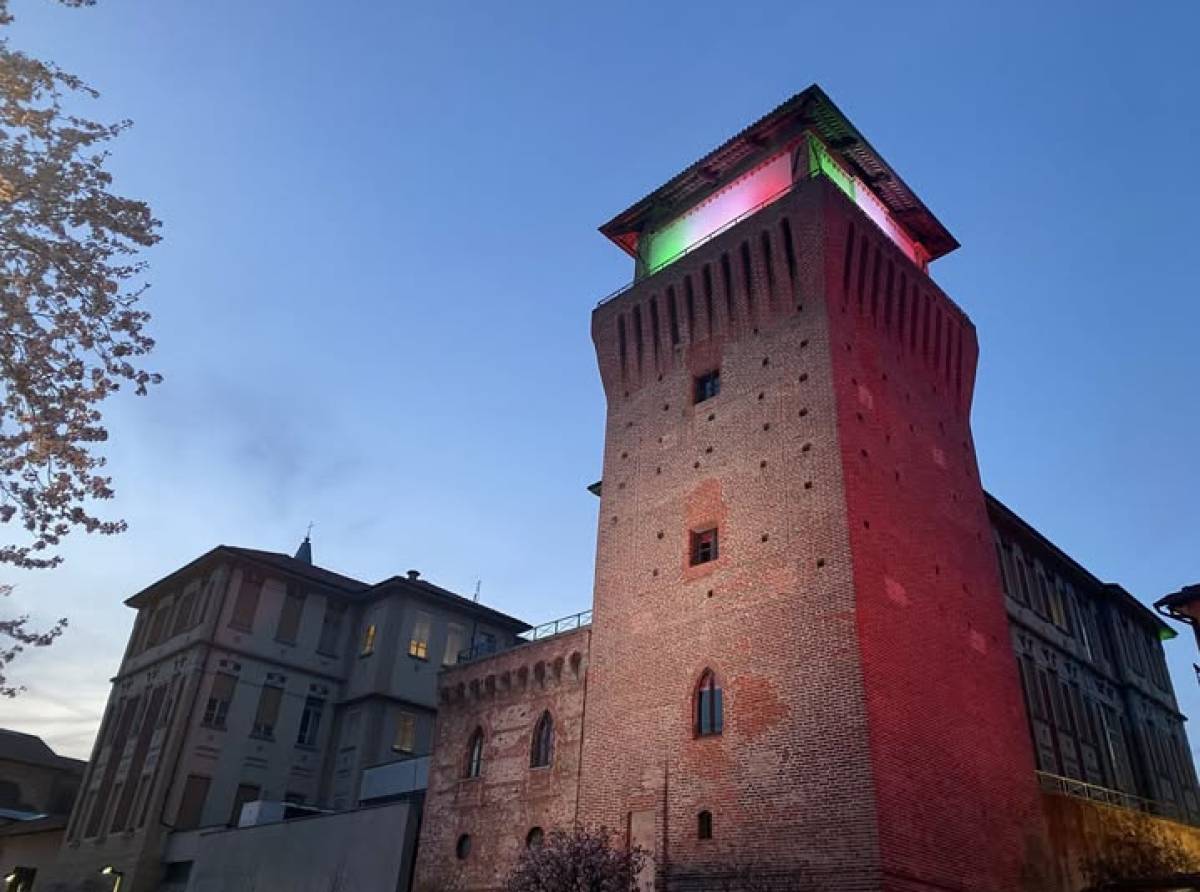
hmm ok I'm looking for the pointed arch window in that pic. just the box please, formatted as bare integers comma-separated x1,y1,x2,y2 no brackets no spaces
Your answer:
530,711,554,768
465,727,484,779
695,670,723,737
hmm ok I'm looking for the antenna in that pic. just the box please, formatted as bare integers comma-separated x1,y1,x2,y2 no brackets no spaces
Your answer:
473,580,481,603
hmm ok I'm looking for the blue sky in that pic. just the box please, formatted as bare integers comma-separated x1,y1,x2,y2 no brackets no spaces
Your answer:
4,0,1198,758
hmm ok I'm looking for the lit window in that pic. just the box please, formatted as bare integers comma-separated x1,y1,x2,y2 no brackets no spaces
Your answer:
393,711,416,754
690,529,718,565
694,369,720,403
698,810,713,840
530,711,554,769
465,728,484,778
409,613,432,660
695,669,723,737
360,623,377,656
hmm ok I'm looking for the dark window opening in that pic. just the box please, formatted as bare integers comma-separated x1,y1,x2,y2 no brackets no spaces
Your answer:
465,728,484,779
739,241,754,315
720,253,735,321
698,810,713,840
690,529,718,566
695,670,724,736
667,289,680,346
530,711,554,768
526,826,544,848
694,370,720,404
456,833,472,860
780,217,797,284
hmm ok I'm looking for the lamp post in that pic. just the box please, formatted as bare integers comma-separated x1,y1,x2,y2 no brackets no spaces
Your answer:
100,865,124,892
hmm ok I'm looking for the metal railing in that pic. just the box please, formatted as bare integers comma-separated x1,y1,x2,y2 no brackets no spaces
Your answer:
454,610,593,666
520,609,593,643
1036,770,1180,820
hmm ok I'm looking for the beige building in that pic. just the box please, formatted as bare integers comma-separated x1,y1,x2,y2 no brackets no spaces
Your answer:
36,538,527,892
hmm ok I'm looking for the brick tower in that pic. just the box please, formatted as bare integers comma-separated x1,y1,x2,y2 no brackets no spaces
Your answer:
578,86,1049,890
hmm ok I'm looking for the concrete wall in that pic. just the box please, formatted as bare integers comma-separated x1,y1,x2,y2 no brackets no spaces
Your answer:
185,801,416,892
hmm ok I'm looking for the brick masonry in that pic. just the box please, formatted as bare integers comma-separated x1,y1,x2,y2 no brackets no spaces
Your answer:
415,176,1055,891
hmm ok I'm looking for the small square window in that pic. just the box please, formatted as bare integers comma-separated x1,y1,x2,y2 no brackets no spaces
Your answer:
691,529,718,565
694,370,720,404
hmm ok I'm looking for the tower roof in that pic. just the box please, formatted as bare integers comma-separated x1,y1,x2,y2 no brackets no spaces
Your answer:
599,84,959,263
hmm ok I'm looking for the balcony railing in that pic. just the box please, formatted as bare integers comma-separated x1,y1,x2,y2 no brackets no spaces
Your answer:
455,609,593,665
1036,770,1182,821
520,609,593,643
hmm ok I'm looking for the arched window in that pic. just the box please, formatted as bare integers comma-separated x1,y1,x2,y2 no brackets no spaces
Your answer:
695,670,723,737
530,711,554,768
525,826,544,848
456,833,472,859
698,810,713,840
465,727,484,778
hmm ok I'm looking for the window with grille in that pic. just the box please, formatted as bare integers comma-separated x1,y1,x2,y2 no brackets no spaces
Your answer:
695,669,724,737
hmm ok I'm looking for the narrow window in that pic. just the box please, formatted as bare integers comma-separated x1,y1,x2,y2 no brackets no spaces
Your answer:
409,612,432,660
883,261,894,330
632,304,644,370
296,696,324,747
456,834,472,859
720,253,735,321
695,670,723,736
649,296,662,363
317,599,346,656
275,588,305,644
667,288,681,346
357,619,376,657
760,230,775,305
393,711,416,754
444,623,468,666
780,217,796,285
703,267,717,334
617,314,628,375
465,728,484,778
202,673,236,729
856,236,869,311
684,281,696,340
251,685,283,739
530,711,554,768
690,529,718,566
228,575,261,631
693,370,720,404
842,223,857,302
739,241,754,316
698,810,713,840
526,827,544,848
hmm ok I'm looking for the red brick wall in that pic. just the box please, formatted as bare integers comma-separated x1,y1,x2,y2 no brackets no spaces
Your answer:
580,179,882,890
413,629,589,892
821,185,1051,890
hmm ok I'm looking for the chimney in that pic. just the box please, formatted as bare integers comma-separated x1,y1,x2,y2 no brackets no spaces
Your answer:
406,569,420,581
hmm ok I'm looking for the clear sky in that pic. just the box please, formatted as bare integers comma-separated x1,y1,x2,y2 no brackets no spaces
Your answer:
4,0,1198,760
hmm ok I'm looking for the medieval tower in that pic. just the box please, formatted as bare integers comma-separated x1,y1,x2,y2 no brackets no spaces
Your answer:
578,85,1048,890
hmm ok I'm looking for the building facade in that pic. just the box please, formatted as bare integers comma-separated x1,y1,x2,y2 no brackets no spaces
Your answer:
412,86,1200,892
38,542,526,892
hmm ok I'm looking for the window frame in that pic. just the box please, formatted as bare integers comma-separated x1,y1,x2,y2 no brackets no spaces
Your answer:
465,727,484,779
694,369,720,404
695,669,724,737
690,528,719,566
530,711,554,769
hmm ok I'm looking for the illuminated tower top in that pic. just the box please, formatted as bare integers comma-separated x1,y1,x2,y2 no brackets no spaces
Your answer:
599,83,958,281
